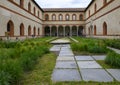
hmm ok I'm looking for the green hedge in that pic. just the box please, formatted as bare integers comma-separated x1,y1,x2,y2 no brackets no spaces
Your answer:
105,51,120,68
71,39,108,54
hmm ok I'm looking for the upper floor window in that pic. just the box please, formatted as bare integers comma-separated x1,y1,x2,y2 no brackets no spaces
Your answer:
45,14,49,20
20,0,24,8
72,14,76,20
52,14,56,20
94,3,97,13
103,0,107,6
89,10,90,17
34,7,36,16
38,11,39,18
80,14,83,21
59,14,63,20
66,14,70,21
28,2,31,12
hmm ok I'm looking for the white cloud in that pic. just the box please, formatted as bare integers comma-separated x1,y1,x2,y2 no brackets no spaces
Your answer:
35,0,92,8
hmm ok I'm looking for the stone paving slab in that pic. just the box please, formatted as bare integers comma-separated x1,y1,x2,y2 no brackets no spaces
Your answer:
77,61,102,68
60,51,73,54
55,61,77,69
58,55,74,57
80,69,113,82
75,56,94,61
52,69,81,82
57,57,74,61
92,55,106,60
107,69,120,81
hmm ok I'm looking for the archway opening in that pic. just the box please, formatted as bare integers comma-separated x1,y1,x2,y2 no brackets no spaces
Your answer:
78,26,83,36
94,25,96,35
103,22,107,35
33,27,36,36
7,20,14,37
72,26,77,36
20,23,24,36
51,26,57,36
65,26,70,36
58,26,64,37
28,26,31,36
45,26,50,36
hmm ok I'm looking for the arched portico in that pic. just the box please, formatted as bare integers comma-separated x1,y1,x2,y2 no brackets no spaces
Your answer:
65,26,70,36
78,26,83,36
72,26,77,36
45,26,50,36
58,26,64,37
51,26,57,36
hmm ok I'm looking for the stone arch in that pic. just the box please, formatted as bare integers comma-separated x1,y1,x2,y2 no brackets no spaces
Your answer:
45,14,49,20
34,7,36,15
65,26,70,36
78,26,83,36
33,27,36,36
80,14,83,21
7,20,14,37
51,26,57,36
28,2,31,12
38,28,40,35
103,22,107,35
66,14,70,21
28,25,31,36
59,14,63,20
38,11,39,18
20,23,24,36
52,14,56,20
94,3,97,12
88,27,90,35
72,26,77,36
72,14,76,20
58,26,64,36
20,0,24,8
94,25,97,35
45,26,50,36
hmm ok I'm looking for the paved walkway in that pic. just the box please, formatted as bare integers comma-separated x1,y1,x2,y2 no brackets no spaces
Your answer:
50,39,120,82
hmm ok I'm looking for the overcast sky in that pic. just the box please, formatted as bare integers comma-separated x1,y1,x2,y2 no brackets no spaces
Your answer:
35,0,92,8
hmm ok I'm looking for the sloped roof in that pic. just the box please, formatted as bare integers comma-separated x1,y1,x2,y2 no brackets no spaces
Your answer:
43,8,85,12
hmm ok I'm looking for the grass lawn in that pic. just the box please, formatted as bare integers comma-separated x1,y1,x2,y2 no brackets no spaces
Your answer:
20,53,57,85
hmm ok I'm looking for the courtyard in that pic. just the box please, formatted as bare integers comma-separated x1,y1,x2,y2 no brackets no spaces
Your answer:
0,37,120,85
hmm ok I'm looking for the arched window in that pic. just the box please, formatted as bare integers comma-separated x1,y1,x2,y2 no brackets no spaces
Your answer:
103,22,107,35
94,3,97,13
45,14,49,20
20,0,24,8
80,14,83,21
38,11,39,18
52,14,56,20
33,27,36,36
72,14,76,20
34,7,36,16
89,10,90,17
88,28,90,35
7,20,14,37
38,28,40,35
103,0,107,6
20,23,24,36
66,14,70,21
59,14,63,21
94,25,96,35
28,25,31,36
28,2,31,12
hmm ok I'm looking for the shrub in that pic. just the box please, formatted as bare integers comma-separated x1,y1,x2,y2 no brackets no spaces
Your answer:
105,51,120,68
